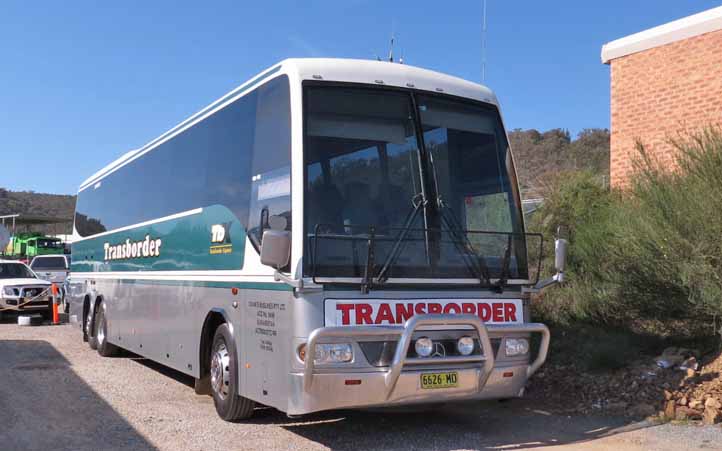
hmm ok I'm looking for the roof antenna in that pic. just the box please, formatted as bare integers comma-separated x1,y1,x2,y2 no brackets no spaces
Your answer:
481,0,487,82
388,33,395,62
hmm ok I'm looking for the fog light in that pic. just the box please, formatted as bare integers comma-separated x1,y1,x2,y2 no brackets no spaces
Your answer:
505,338,530,356
415,337,433,357
457,336,475,356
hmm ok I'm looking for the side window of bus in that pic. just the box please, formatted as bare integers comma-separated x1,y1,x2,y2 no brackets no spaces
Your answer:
248,77,292,252
74,76,291,245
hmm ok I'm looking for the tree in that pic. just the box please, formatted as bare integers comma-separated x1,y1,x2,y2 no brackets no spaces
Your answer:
508,128,609,197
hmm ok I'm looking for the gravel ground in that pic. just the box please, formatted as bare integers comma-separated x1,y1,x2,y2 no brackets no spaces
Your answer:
1,317,721,451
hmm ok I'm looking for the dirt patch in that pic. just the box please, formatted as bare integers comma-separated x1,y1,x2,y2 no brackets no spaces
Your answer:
526,334,722,425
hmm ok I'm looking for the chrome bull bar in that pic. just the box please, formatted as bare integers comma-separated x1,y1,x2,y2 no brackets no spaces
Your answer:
303,314,550,397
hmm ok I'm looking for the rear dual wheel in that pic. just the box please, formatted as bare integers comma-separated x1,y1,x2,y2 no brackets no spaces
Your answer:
92,301,120,357
86,307,98,350
210,324,255,421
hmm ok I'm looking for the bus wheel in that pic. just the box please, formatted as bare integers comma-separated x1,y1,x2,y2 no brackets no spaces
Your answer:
87,307,98,350
94,302,120,357
210,324,255,421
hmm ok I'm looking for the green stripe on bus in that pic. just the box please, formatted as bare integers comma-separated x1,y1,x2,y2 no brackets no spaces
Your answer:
97,279,293,291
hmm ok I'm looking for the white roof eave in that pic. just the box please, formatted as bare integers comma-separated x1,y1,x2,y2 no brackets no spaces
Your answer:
601,5,722,64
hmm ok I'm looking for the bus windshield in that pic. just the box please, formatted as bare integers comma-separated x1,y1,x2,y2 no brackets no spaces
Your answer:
304,84,528,284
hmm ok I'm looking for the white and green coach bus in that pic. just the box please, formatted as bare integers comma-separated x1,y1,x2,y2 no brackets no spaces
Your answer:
68,58,567,421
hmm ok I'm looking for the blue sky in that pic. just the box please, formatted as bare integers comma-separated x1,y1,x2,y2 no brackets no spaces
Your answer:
1,0,720,195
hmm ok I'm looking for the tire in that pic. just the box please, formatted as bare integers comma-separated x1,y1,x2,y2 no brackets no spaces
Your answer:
42,307,53,323
210,324,255,421
87,306,98,350
95,301,120,357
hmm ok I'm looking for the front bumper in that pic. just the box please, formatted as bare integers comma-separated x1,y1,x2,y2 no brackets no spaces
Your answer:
288,314,549,415
0,286,53,313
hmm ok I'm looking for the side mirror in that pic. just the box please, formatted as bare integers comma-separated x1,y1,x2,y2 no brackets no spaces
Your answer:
530,234,569,292
554,238,568,273
260,230,290,270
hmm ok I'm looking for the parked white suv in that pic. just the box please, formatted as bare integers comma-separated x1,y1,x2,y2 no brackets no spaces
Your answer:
0,260,53,320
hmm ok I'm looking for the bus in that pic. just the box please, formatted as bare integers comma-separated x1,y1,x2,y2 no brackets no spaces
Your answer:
68,58,567,421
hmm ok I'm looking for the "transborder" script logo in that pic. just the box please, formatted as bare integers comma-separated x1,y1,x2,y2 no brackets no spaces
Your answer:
104,235,162,261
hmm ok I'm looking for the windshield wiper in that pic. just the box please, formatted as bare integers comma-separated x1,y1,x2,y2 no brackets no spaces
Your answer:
436,198,491,286
493,234,513,293
360,227,376,294
375,193,425,285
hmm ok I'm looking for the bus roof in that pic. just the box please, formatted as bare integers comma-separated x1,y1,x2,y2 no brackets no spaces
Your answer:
78,58,498,192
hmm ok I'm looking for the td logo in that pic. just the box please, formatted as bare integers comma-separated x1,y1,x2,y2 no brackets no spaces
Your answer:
211,223,232,244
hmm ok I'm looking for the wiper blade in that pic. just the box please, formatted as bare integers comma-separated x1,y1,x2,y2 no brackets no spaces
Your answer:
361,227,376,294
375,194,425,284
437,198,491,286
493,234,513,293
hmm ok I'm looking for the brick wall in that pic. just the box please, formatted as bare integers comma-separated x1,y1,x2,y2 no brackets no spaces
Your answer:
609,29,722,187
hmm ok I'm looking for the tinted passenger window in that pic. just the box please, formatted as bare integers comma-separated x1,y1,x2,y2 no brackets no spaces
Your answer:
75,76,291,239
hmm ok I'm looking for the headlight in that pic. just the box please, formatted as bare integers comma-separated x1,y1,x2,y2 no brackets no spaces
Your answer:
3,287,19,297
415,337,433,357
505,338,530,356
457,336,475,356
298,343,353,364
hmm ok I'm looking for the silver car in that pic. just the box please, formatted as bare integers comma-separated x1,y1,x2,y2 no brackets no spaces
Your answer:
30,255,70,309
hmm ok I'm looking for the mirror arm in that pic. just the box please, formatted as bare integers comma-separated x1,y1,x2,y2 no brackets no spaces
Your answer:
274,270,303,289
523,271,564,294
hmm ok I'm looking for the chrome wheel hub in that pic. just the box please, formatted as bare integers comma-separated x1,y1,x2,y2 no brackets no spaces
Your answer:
97,312,106,345
210,342,231,400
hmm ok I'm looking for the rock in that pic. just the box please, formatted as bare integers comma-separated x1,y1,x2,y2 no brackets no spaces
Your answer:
704,407,722,425
689,399,703,409
656,357,683,368
678,396,688,406
664,390,674,400
680,407,703,420
676,407,695,420
629,403,656,418
680,357,699,371
665,400,677,419
686,368,697,378
705,397,722,409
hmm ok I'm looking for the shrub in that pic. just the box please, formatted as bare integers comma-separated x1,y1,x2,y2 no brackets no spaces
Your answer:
529,128,722,335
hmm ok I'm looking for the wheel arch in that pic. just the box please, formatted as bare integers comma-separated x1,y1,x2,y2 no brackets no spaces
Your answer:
198,308,235,379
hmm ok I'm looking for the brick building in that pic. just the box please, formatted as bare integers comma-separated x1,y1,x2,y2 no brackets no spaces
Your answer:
601,6,722,187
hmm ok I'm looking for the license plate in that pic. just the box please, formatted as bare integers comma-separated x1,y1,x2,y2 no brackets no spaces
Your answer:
420,371,459,389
